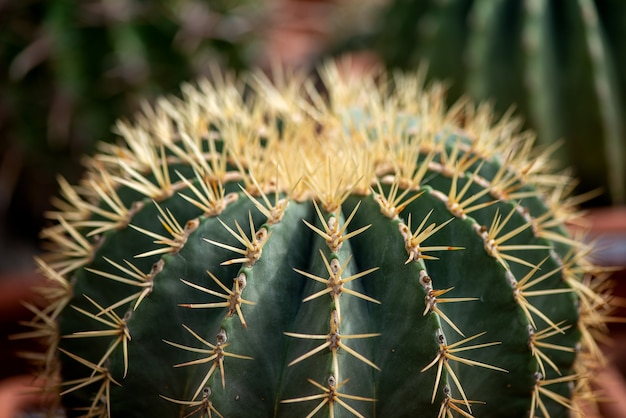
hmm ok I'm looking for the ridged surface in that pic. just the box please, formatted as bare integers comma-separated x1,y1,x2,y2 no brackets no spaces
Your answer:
19,66,614,417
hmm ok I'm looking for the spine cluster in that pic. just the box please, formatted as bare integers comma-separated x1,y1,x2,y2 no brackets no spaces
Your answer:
13,65,617,418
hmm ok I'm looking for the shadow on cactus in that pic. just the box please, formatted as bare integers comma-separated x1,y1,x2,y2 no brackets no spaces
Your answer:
17,64,619,417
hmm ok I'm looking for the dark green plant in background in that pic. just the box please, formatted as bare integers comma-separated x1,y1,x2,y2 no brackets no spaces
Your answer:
331,0,626,206
0,0,266,264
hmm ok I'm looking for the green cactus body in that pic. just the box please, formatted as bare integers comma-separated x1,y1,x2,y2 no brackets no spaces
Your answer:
24,67,610,418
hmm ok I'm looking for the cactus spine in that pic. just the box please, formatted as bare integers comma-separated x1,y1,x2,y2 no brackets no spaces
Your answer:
20,66,614,417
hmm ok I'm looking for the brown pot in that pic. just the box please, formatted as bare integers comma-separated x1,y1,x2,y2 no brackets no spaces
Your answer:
580,206,626,418
0,375,51,418
0,272,44,380
0,272,52,418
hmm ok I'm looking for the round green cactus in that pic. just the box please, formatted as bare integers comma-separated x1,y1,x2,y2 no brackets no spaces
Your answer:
21,66,614,417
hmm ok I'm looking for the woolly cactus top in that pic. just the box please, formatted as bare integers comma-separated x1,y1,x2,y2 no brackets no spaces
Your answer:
19,64,615,418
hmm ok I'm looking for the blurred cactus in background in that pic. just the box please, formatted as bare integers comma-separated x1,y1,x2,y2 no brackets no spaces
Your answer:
329,0,626,207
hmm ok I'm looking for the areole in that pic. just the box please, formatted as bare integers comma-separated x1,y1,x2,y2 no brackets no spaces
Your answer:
16,64,616,417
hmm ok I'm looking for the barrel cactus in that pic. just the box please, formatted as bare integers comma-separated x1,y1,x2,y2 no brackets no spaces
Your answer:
20,65,615,418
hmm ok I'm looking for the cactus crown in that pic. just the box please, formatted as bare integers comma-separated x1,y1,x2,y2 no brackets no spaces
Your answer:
20,64,614,418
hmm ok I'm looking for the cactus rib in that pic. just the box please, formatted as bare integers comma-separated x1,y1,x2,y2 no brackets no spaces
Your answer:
16,64,619,417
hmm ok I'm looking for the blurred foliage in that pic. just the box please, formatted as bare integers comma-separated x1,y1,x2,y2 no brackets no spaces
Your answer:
0,0,268,261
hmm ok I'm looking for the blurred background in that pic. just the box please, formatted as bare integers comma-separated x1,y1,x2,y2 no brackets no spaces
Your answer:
1,0,625,416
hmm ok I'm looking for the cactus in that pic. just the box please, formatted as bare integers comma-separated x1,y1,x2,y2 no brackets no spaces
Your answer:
329,0,626,206
19,65,615,418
